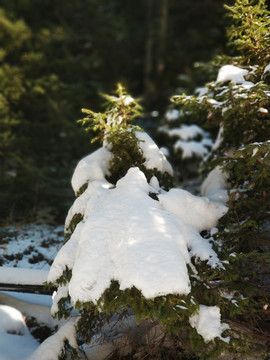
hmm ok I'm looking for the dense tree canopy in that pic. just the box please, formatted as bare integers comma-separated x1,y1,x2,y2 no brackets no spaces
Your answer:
0,0,231,222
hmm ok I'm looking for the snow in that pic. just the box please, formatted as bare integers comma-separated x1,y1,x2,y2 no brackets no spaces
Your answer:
258,107,268,113
263,63,270,74
0,223,63,270
49,163,227,306
189,305,230,343
0,223,67,359
160,124,213,159
71,147,113,194
49,168,192,303
0,123,231,358
29,319,78,360
216,65,249,84
71,130,173,196
0,305,29,335
158,188,228,232
0,267,48,285
165,109,180,121
174,139,210,159
158,189,227,267
136,131,174,175
195,86,209,97
0,305,39,360
201,167,229,204
164,124,205,141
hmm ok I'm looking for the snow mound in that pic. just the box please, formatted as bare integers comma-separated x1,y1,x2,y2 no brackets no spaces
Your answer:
163,124,205,141
49,166,226,306
189,305,230,343
174,139,210,159
158,188,228,232
216,65,248,84
0,305,39,360
201,167,229,204
165,109,180,121
136,131,173,175
29,319,77,360
71,147,112,194
0,305,28,335
71,130,173,196
49,168,191,304
263,63,270,74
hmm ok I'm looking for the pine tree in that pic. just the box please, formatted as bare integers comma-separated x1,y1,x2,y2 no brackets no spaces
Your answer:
35,85,236,360
171,0,270,356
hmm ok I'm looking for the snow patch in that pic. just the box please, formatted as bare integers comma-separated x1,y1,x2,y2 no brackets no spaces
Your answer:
0,305,39,360
201,167,229,205
29,319,78,360
189,305,230,343
216,65,249,84
136,131,173,175
71,148,112,194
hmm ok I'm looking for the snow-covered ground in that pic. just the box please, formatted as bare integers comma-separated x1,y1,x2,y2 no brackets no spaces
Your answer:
0,223,64,359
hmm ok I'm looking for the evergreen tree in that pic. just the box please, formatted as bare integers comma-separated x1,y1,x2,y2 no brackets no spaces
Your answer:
33,85,237,360
171,0,270,355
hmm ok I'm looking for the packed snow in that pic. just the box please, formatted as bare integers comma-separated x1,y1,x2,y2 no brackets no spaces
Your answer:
0,267,48,285
49,130,227,308
263,63,270,74
0,305,39,360
0,223,63,269
29,319,78,360
189,305,230,343
71,147,112,194
165,109,180,121
216,64,249,84
201,166,229,204
136,131,174,175
160,124,213,159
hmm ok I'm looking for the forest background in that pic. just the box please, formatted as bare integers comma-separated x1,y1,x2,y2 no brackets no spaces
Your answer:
0,0,233,224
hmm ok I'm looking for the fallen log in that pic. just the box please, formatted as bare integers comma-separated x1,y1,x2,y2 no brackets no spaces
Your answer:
0,267,55,294
0,283,55,295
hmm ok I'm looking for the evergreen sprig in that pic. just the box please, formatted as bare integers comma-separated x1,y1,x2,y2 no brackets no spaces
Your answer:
225,0,270,69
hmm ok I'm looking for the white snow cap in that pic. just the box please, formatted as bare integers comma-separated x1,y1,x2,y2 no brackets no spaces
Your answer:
216,65,248,84
49,168,191,303
0,305,28,335
189,305,230,343
158,188,228,232
0,305,39,360
174,140,210,159
165,124,205,141
165,109,180,121
136,131,173,175
160,124,213,159
201,166,229,205
158,189,227,267
71,147,112,194
49,167,227,305
29,319,77,360
263,64,270,74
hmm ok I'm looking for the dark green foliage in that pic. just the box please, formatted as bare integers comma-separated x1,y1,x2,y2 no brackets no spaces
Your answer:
0,7,92,223
52,86,235,359
79,84,175,189
64,213,83,243
169,0,270,355
225,0,270,68
0,0,231,223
